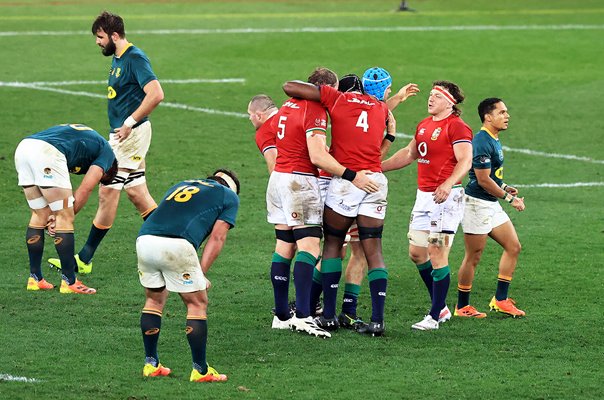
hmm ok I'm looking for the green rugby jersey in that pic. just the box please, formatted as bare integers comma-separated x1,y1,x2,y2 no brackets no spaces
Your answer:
465,128,505,202
29,124,115,174
139,179,239,250
107,44,157,132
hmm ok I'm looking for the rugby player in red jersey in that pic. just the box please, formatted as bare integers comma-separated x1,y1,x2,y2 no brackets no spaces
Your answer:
382,81,473,330
283,73,392,337
248,94,279,174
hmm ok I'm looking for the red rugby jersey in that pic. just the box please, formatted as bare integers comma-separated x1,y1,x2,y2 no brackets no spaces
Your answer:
414,113,473,191
320,85,388,172
255,112,277,155
274,98,328,176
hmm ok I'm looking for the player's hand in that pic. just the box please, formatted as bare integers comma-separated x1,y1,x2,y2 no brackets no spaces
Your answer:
114,125,133,142
205,277,212,290
352,170,379,193
46,214,56,237
395,83,420,103
432,183,452,204
506,185,519,196
512,196,525,211
387,110,397,135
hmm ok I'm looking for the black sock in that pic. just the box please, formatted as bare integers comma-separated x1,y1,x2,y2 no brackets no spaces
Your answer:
26,226,45,280
78,223,110,264
54,231,76,284
141,309,162,365
186,317,208,374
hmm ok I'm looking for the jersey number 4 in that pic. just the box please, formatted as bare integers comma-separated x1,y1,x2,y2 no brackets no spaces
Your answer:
356,111,369,132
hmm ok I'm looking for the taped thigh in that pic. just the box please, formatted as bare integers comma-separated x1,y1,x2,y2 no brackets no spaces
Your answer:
124,169,146,189
48,196,74,211
275,228,295,243
407,229,429,248
27,197,48,210
102,170,128,190
292,226,323,241
357,225,383,240
427,232,455,248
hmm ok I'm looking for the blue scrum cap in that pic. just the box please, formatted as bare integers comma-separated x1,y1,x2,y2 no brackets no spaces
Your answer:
362,67,392,100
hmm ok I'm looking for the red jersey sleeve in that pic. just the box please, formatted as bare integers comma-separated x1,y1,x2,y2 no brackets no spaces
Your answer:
303,101,328,135
254,115,277,154
448,119,473,145
319,85,342,112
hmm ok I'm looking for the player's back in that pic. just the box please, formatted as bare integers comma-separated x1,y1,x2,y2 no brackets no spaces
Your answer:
29,124,113,174
139,179,239,249
273,98,327,176
319,86,387,172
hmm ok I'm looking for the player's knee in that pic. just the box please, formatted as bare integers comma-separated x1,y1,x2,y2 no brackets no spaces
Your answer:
428,232,455,248
507,240,521,257
357,225,383,240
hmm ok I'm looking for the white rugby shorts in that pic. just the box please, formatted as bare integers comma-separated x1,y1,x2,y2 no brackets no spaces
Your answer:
15,138,72,189
109,120,152,170
409,187,465,233
266,171,323,226
324,173,388,219
137,235,207,293
461,194,510,235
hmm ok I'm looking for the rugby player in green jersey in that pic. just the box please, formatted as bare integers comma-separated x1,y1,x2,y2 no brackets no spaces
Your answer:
136,169,239,382
49,11,164,274
456,98,526,318
15,124,117,294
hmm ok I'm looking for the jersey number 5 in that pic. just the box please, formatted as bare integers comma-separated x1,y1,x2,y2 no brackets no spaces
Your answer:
356,111,369,133
277,116,287,139
166,185,200,203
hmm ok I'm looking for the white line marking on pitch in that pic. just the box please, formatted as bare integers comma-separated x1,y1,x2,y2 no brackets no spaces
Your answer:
0,373,41,383
515,182,604,188
1,24,603,37
1,82,603,169
1,78,245,86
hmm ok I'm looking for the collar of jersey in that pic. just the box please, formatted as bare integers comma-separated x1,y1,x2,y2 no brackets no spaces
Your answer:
116,42,133,58
482,126,499,140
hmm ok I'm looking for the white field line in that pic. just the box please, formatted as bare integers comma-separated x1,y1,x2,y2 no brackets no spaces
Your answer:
1,82,602,188
515,182,604,188
1,78,244,86
1,24,604,37
0,373,41,383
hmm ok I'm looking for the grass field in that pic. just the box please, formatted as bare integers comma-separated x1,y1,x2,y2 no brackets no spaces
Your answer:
0,0,603,399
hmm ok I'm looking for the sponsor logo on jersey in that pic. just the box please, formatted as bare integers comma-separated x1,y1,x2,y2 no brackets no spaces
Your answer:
69,166,82,174
419,128,426,135
107,86,117,99
130,155,142,162
418,158,430,164
291,212,299,219
315,118,327,127
431,127,442,141
478,156,490,164
495,167,504,179
182,273,193,285
337,200,352,212
283,101,300,109
347,97,375,106
43,167,53,178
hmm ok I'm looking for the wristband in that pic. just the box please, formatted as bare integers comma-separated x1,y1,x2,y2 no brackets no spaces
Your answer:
504,193,515,203
342,168,357,182
500,182,508,191
385,133,396,143
124,116,137,128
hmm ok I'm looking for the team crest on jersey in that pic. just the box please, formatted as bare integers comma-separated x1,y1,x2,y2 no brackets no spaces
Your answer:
43,168,53,179
431,127,442,141
107,86,117,99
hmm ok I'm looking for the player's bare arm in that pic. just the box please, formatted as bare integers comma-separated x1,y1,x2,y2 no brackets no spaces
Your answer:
433,141,472,204
263,148,277,174
115,79,165,142
307,131,378,193
282,80,321,102
382,139,417,172
73,165,105,214
200,220,231,274
474,168,525,211
386,83,420,111
380,110,397,159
